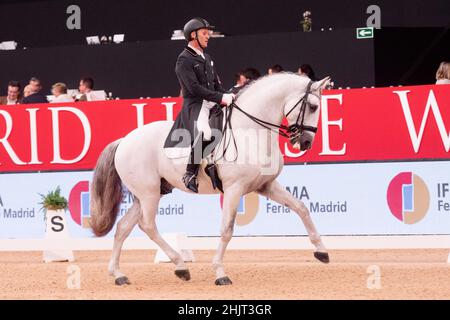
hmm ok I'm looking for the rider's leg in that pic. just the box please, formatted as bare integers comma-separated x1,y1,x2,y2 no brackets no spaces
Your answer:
183,133,203,193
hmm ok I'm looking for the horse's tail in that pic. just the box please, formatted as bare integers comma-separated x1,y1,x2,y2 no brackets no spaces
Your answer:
90,140,123,237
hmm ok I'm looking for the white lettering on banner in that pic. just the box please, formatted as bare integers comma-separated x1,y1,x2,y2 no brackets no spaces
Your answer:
26,108,43,164
319,94,346,155
394,90,450,153
0,110,26,165
162,102,176,122
133,102,176,128
284,143,306,158
49,107,92,164
132,103,147,127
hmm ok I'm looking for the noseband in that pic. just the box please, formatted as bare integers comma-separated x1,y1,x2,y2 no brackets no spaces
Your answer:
229,80,318,143
284,80,318,144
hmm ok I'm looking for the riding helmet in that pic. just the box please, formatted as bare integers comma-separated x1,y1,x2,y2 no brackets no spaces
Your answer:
183,17,215,41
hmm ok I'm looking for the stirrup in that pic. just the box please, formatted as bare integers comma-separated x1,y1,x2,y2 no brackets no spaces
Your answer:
182,172,199,193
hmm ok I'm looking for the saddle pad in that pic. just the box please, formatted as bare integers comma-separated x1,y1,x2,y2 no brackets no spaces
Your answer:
163,147,191,159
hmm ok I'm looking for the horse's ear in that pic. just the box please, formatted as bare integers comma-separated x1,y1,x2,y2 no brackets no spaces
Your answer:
311,76,331,91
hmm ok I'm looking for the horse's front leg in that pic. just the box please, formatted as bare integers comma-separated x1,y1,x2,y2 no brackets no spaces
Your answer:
213,185,242,285
257,180,330,263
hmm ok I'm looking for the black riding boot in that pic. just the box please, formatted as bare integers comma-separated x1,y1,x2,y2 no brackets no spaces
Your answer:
183,135,203,193
183,163,200,193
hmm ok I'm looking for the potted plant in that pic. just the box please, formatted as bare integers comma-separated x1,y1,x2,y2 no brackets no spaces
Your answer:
301,11,312,32
39,186,68,213
39,186,74,262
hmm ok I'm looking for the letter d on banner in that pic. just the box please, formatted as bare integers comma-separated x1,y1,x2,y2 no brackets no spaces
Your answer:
43,209,75,263
49,107,91,164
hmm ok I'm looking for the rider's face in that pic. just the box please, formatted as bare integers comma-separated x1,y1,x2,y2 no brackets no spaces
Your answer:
192,28,211,48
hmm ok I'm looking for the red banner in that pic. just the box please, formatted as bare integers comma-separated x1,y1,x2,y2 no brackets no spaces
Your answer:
0,84,449,172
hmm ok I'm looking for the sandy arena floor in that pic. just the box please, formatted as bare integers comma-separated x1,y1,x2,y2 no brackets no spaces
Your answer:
0,249,449,299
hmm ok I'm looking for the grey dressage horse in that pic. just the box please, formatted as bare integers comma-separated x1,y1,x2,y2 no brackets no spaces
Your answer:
90,73,331,286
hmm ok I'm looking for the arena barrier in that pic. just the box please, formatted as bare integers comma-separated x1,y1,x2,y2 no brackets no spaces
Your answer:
0,84,449,252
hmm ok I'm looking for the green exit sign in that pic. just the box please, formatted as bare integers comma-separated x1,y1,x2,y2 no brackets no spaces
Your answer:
356,27,374,39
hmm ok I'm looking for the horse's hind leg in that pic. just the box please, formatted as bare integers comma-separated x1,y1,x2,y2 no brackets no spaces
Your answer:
139,194,191,281
109,199,142,285
257,180,329,263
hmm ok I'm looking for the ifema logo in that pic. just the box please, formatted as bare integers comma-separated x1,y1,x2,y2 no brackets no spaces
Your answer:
220,192,259,226
386,172,430,224
68,181,91,228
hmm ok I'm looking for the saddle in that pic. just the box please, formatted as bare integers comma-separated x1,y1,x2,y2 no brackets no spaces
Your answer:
161,104,225,195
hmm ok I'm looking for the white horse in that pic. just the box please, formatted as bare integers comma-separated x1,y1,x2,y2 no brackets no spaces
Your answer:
90,72,331,286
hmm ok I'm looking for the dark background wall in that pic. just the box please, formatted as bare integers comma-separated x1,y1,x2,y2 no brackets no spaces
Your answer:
0,0,449,48
0,29,375,98
0,0,448,98
374,27,450,86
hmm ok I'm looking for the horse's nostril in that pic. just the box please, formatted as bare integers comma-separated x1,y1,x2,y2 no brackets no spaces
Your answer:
304,141,311,149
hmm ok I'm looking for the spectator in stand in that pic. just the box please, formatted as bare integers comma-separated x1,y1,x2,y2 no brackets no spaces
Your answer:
298,64,317,81
435,61,450,84
268,64,284,75
22,77,48,104
229,67,261,94
51,82,74,103
0,81,22,105
229,70,246,93
29,77,42,92
23,85,33,98
77,77,96,101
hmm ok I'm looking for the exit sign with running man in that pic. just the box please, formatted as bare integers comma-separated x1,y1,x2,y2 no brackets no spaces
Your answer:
356,27,374,39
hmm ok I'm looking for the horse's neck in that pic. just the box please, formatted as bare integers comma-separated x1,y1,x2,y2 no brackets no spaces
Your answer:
233,77,298,129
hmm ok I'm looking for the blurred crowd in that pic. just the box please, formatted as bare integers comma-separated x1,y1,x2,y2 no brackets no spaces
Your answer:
1,61,448,105
0,76,103,105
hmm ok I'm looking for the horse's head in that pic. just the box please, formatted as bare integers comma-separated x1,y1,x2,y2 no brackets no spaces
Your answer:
284,76,331,151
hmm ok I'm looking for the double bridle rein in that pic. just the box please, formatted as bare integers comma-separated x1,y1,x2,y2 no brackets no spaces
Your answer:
217,80,318,161
229,80,318,144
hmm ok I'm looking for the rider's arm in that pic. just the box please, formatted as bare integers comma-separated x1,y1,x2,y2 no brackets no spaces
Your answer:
213,69,226,93
176,56,223,104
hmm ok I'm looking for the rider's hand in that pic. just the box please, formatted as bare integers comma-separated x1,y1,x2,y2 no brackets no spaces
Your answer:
221,93,235,107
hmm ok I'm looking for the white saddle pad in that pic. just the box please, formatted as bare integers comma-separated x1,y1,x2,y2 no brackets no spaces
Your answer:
163,147,191,159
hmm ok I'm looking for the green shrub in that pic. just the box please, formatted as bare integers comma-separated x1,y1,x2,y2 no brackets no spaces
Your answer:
39,186,68,211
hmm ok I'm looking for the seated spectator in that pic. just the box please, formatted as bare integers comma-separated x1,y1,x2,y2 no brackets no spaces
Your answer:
435,61,450,84
298,64,317,81
229,67,261,94
268,64,284,75
22,77,48,104
76,77,96,101
229,71,246,93
23,85,33,98
0,81,21,105
29,76,42,92
51,82,74,103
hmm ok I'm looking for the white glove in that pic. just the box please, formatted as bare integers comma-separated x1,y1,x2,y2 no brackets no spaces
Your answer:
197,100,215,140
221,93,235,107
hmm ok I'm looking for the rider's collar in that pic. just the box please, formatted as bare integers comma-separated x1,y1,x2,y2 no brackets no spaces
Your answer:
186,45,205,60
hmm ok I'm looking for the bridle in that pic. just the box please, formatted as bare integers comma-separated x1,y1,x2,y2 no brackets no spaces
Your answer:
229,80,318,144
217,80,319,161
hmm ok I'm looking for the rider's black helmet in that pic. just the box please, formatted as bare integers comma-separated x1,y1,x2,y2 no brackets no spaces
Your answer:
183,17,215,41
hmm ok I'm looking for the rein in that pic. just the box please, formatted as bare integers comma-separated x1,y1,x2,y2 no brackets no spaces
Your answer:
216,80,317,161
230,80,317,139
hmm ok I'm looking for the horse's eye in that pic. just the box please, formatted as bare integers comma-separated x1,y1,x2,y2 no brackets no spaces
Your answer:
309,104,318,112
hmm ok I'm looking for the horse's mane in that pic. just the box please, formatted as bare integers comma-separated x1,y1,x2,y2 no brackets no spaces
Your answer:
236,72,308,99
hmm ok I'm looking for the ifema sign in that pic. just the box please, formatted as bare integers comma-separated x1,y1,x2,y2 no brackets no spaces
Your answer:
1,160,450,238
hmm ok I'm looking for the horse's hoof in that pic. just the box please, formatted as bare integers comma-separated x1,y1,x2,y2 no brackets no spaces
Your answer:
215,276,233,286
115,276,131,286
175,269,191,281
314,251,330,264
